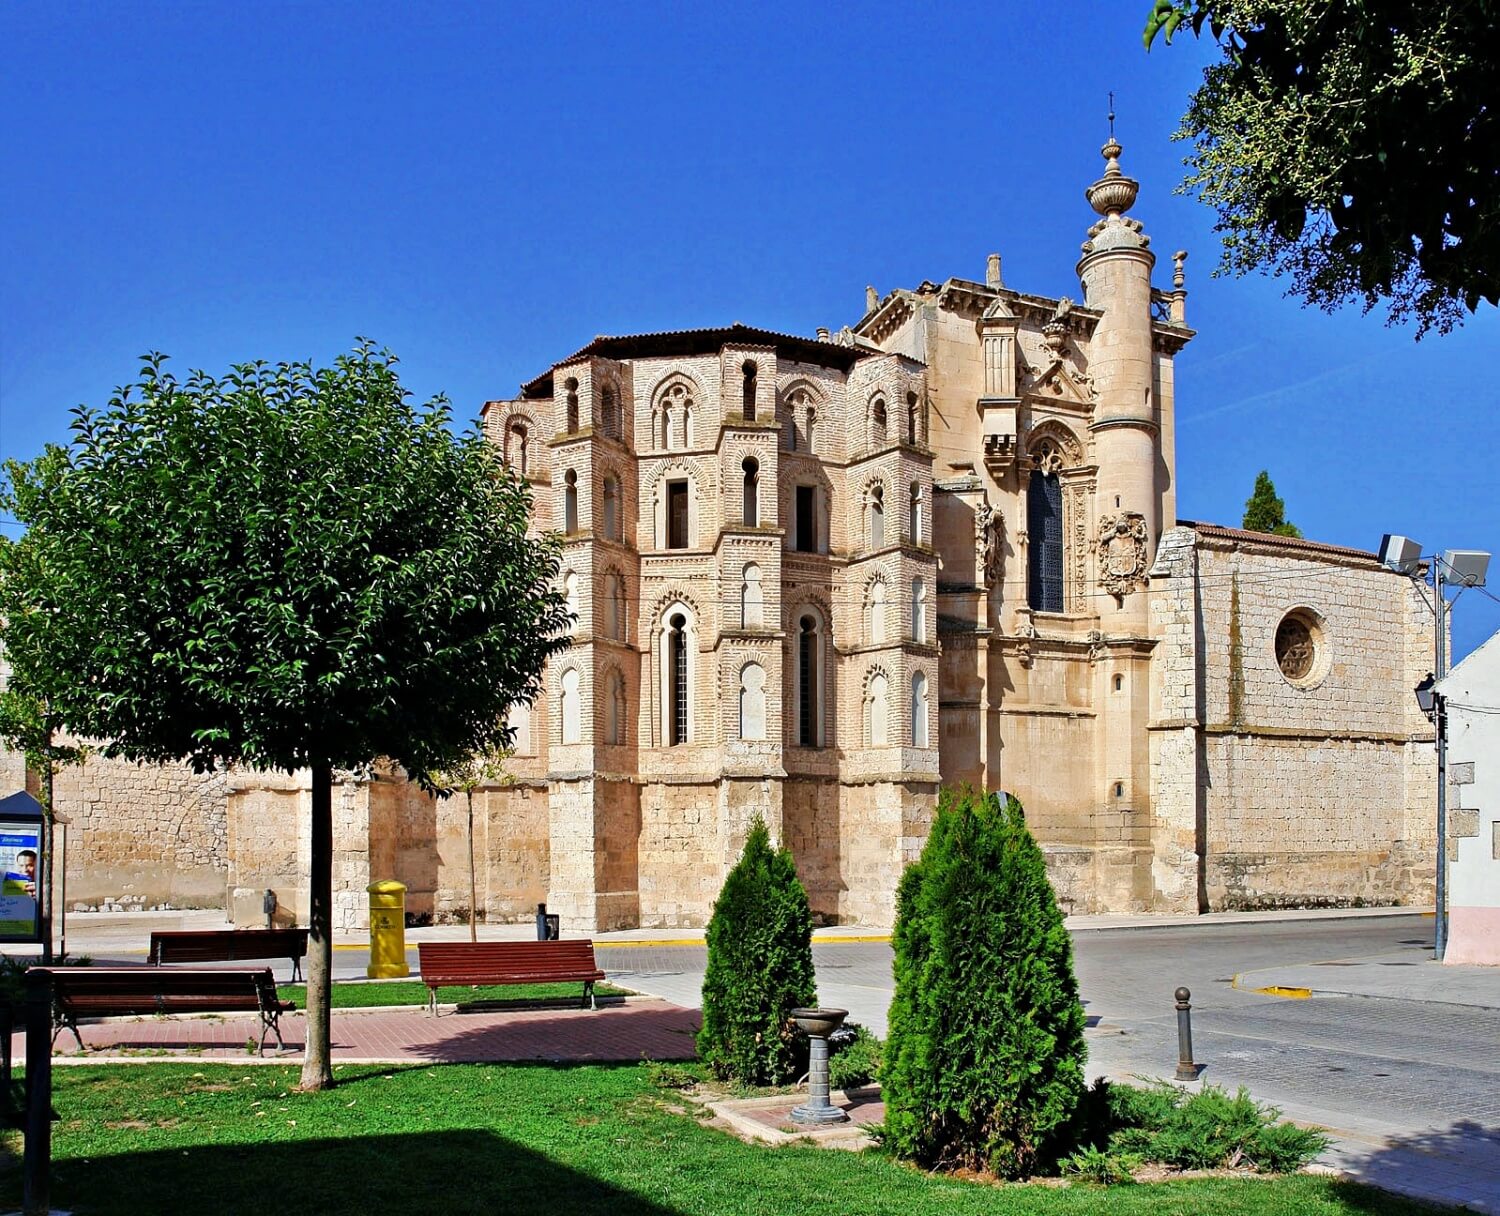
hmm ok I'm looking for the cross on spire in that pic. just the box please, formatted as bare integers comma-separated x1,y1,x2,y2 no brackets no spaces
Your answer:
1108,92,1116,138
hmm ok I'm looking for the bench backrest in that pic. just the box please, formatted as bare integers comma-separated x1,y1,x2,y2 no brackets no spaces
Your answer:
42,967,277,1016
150,928,309,966
417,940,600,980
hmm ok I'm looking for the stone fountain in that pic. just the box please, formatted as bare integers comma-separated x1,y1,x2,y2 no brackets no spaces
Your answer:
789,1007,850,1125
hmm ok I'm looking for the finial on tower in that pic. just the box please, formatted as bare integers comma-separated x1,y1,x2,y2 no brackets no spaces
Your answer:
1108,91,1115,139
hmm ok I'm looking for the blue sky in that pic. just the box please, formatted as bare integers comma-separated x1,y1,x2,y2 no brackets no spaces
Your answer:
3,1,1497,657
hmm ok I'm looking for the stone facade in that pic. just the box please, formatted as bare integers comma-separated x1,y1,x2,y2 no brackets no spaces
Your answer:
0,138,1436,929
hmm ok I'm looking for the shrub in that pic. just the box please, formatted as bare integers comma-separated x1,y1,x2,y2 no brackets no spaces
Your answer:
828,1022,882,1091
881,788,1087,1178
1061,1144,1139,1185
1107,1081,1328,1173
696,816,816,1085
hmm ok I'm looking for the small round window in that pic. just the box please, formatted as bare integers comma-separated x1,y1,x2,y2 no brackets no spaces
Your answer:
1274,608,1326,686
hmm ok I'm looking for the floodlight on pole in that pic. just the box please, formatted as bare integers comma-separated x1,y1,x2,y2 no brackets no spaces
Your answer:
1381,534,1491,962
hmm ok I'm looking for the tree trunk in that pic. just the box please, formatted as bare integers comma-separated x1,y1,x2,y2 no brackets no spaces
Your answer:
300,760,335,1090
467,790,478,944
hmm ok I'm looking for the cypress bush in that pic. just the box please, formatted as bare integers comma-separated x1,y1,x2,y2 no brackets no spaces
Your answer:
697,816,816,1085
882,788,1087,1178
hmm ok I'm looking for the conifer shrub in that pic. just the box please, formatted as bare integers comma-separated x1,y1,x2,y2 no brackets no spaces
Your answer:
881,788,1087,1178
696,816,816,1085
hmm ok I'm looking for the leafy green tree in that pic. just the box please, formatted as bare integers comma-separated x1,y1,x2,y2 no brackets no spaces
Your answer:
1145,0,1499,335
1241,470,1302,537
883,788,1086,1178
0,344,571,1089
697,816,816,1085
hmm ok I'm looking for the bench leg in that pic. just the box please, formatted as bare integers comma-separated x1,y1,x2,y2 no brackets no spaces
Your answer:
428,987,438,1018
260,1008,286,1056
290,957,303,985
584,981,596,1011
51,1013,84,1053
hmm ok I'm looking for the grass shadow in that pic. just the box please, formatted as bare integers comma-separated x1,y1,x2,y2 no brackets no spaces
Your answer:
407,1001,701,1064
10,1129,684,1216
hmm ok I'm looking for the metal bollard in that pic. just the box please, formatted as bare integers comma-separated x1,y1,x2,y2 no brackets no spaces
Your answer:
1174,986,1200,1081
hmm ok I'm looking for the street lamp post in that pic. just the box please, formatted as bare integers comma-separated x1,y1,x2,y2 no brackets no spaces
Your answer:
1379,537,1489,962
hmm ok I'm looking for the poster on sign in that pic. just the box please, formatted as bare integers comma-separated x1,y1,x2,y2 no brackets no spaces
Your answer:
0,793,44,942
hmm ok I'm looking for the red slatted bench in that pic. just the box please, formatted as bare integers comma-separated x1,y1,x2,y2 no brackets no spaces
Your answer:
149,928,310,983
41,967,295,1054
416,941,606,1016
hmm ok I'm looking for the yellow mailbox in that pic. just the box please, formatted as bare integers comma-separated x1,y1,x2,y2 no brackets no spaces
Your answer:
367,880,411,979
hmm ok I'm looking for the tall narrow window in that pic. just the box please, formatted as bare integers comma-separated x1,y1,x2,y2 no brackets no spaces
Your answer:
667,480,689,549
563,571,579,630
911,577,927,644
804,405,817,454
798,614,818,747
868,484,885,549
906,391,920,445
565,377,580,434
602,384,620,440
795,485,816,552
508,703,532,755
911,672,929,748
560,668,581,745
742,457,759,526
605,670,626,745
870,395,887,448
867,672,889,746
741,563,763,628
563,469,579,535
602,476,620,541
656,406,669,449
738,663,766,741
669,613,689,745
1027,467,1064,612
603,572,625,640
909,483,922,544
741,360,758,420
509,423,529,475
866,579,886,645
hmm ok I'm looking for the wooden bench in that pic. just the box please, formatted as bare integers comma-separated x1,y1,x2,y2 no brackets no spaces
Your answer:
416,941,606,1016
149,928,310,983
40,967,296,1054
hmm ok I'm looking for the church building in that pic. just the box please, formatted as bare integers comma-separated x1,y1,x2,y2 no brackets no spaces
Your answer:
3,140,1437,932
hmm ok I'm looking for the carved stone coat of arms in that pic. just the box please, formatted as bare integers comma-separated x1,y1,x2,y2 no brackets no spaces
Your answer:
1097,512,1149,597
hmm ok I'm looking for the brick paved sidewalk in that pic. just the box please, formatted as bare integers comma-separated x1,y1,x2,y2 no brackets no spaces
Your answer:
31,996,701,1065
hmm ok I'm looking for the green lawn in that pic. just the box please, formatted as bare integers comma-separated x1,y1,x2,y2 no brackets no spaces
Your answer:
276,979,629,1008
0,1064,1454,1216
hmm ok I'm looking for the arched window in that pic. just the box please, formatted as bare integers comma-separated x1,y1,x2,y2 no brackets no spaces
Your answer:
793,484,821,553
602,475,620,541
796,612,824,748
868,484,885,549
563,571,579,631
657,382,693,451
906,391,920,446
742,457,759,527
560,668,581,745
605,669,627,745
911,577,927,644
741,563,763,629
602,571,625,640
784,388,813,451
865,579,886,645
738,662,766,741
602,384,620,440
870,395,887,448
866,671,889,746
508,702,532,755
908,483,922,545
1027,464,1064,612
667,613,689,745
741,361,758,420
911,671,929,748
508,423,529,476
565,377,580,434
563,469,579,535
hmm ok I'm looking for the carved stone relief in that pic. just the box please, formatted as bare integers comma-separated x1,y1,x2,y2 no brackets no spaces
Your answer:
1096,512,1150,598
975,500,1004,585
